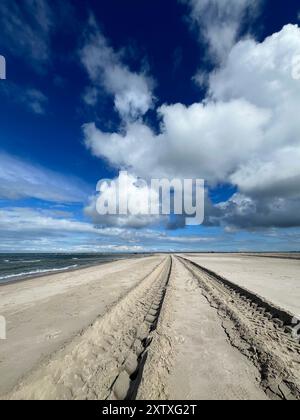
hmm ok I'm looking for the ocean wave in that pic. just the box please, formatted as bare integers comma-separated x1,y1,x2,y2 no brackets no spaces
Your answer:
2,259,42,264
0,265,78,282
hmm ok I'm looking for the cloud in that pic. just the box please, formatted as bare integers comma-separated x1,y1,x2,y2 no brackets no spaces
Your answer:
0,207,117,236
230,147,300,200
0,206,214,252
0,153,89,203
84,172,161,229
0,0,53,69
159,100,269,183
209,24,300,199
80,16,154,120
0,205,297,252
0,207,129,252
181,0,263,63
83,99,270,183
83,24,300,229
214,193,300,229
0,82,48,114
70,244,145,253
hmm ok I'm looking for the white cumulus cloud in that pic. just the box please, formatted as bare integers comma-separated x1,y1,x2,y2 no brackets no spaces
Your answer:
181,0,263,63
83,24,300,229
80,16,154,121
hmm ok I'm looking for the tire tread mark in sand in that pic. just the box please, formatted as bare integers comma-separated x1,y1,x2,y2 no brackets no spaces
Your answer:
5,257,170,400
181,257,298,330
109,257,172,400
177,256,300,401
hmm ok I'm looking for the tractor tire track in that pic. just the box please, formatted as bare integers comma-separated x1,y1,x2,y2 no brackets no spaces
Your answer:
178,256,300,400
5,257,171,400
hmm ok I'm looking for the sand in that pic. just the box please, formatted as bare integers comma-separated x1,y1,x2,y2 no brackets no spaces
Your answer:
183,253,300,316
0,253,299,400
0,255,164,395
165,258,267,400
137,257,267,400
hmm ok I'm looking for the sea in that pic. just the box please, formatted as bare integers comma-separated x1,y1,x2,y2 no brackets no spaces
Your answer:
0,253,142,285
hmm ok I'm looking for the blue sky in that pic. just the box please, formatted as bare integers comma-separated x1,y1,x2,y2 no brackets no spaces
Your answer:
0,0,300,252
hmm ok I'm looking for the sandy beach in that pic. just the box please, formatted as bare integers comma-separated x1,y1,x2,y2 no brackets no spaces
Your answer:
183,253,300,316
0,254,299,400
0,255,164,395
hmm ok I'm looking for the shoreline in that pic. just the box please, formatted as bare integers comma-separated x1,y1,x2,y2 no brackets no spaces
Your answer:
0,254,153,287
0,260,114,287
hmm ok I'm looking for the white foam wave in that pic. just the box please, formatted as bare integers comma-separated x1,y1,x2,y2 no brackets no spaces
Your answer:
0,265,78,282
